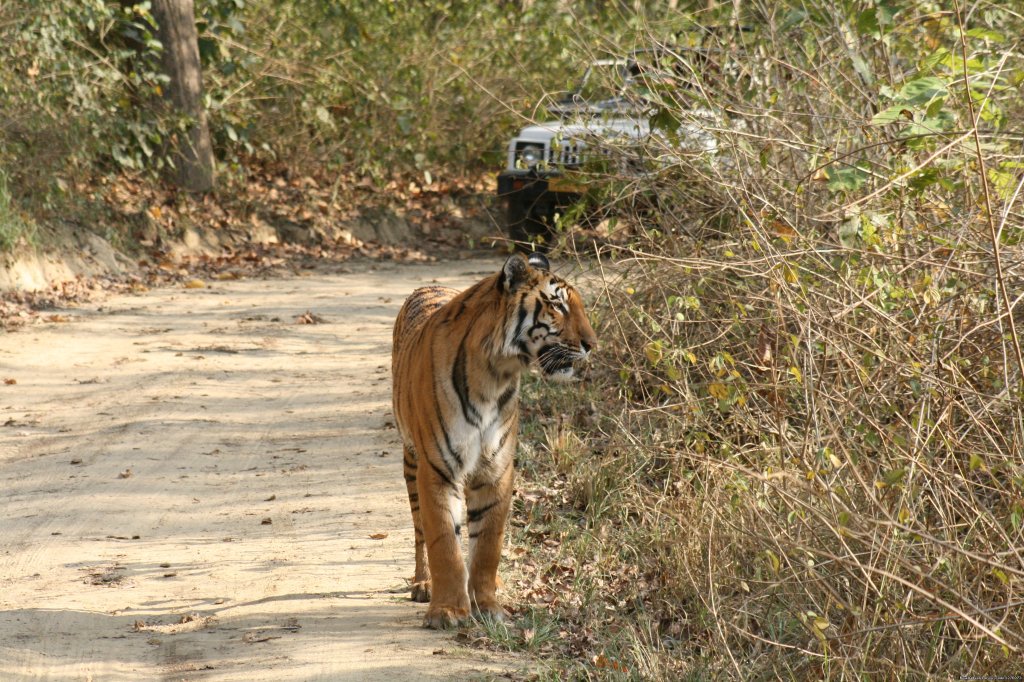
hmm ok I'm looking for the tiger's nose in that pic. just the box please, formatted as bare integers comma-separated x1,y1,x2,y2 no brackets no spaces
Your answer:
580,339,593,354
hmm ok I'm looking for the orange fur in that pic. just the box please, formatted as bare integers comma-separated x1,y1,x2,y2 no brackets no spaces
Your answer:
391,254,596,628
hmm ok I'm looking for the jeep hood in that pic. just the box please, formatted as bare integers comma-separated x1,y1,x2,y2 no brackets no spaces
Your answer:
513,110,719,155
514,117,650,144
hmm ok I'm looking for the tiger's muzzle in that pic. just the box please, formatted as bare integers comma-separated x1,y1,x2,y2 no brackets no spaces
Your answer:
538,342,591,381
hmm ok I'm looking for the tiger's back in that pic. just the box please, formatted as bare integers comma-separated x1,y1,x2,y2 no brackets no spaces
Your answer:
391,285,459,427
390,254,596,629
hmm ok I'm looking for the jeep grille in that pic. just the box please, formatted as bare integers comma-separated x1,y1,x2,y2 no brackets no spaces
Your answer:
554,141,582,168
515,140,584,170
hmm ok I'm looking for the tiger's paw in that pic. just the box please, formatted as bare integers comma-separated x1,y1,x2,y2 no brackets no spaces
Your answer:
410,580,431,603
423,604,469,630
472,601,507,623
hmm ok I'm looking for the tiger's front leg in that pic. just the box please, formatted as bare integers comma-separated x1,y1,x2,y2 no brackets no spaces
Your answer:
418,458,470,629
466,459,514,621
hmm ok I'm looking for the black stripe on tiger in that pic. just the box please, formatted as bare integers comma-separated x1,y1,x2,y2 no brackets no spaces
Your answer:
426,451,456,488
511,298,530,342
527,321,550,339
433,388,463,473
452,335,482,427
497,414,516,451
497,385,517,412
467,501,498,524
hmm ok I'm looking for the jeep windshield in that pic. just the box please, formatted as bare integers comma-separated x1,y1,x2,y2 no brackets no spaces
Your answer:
552,51,700,117
551,59,629,115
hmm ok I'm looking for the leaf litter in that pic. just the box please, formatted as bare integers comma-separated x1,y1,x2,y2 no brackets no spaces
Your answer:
0,165,500,329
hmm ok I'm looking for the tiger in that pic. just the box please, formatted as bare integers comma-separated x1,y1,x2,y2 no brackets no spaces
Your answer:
391,252,597,629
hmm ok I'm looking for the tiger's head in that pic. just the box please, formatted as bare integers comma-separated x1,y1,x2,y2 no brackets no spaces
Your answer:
498,252,597,382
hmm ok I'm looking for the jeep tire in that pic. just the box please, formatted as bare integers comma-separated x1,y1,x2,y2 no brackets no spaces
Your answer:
506,197,552,251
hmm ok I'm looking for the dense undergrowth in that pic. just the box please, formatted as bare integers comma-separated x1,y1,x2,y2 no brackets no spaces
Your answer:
501,1,1024,679
0,0,619,255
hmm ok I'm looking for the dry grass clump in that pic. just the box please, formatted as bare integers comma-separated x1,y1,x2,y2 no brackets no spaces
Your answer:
508,3,1024,678
567,234,1024,676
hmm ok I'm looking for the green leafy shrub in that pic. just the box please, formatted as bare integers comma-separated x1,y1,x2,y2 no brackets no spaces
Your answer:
0,0,627,251
193,0,606,179
0,0,172,250
1,1,168,175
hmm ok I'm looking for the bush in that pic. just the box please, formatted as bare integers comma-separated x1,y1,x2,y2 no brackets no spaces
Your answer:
523,1,1024,677
194,0,616,179
0,1,632,252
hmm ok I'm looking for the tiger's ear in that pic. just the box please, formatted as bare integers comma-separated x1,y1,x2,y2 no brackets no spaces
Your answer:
498,253,529,294
527,252,549,271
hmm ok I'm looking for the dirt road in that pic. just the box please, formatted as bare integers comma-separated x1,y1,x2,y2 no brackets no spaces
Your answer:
0,258,522,681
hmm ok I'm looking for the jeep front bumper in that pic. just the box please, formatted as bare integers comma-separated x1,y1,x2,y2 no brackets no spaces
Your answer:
496,170,582,210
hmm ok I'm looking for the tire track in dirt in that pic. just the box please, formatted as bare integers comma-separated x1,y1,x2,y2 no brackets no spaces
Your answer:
0,259,521,681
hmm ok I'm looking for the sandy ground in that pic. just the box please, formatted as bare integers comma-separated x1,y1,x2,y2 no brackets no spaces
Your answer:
0,258,524,681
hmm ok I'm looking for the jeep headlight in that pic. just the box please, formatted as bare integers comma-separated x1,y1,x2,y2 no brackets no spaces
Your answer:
516,143,544,169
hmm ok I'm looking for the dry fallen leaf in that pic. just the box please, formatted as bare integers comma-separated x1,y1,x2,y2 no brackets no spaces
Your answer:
295,310,326,324
368,532,389,540
184,279,206,289
261,517,273,525
593,654,628,673
4,378,17,385
118,469,133,479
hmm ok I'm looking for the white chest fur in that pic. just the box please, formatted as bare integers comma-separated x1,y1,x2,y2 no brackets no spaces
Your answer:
447,399,507,480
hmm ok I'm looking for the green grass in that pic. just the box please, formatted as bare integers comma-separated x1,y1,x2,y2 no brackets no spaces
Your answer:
476,607,560,654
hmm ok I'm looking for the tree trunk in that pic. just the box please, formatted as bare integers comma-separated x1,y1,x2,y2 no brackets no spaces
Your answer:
151,0,215,193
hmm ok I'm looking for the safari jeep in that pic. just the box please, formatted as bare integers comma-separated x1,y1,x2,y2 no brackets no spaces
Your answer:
496,48,724,246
